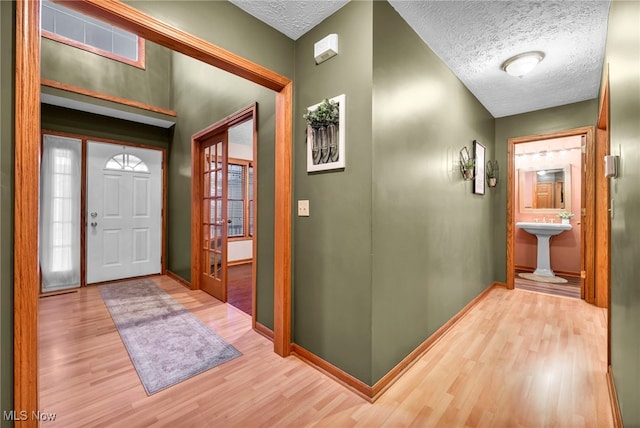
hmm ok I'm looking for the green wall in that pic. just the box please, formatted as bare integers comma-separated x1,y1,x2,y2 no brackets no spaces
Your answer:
605,1,640,425
126,1,293,78
168,53,278,328
371,1,495,383
294,1,374,384
0,1,14,425
41,37,172,110
493,99,598,282
41,104,172,149
122,1,294,329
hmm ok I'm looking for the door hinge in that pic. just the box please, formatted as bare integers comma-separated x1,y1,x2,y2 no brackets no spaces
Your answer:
581,270,586,279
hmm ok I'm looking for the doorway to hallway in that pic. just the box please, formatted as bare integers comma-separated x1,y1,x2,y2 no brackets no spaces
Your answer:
191,105,257,319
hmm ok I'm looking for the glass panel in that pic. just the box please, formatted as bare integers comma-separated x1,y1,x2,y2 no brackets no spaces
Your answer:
209,252,218,277
104,153,149,172
85,22,113,52
202,224,210,250
203,172,210,200
228,200,244,237
216,169,223,195
113,33,137,60
249,166,254,200
249,201,254,236
41,0,140,62
55,11,85,42
204,147,210,172
203,197,210,225
210,200,216,224
40,135,82,292
216,200,223,226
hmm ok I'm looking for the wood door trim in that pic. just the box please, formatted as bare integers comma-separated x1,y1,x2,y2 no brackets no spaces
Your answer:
191,106,255,292
41,79,176,117
507,127,595,294
16,1,292,419
15,1,41,420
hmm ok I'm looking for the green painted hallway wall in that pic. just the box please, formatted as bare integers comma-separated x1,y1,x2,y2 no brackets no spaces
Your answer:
605,1,640,425
0,2,15,425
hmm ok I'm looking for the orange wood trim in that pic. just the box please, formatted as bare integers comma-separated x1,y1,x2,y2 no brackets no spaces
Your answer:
607,366,623,428
273,83,293,357
254,322,274,341
584,128,596,304
291,344,373,402
166,270,192,289
190,135,202,292
15,1,41,423
57,0,290,92
507,127,595,297
41,78,176,117
371,282,501,400
595,70,611,310
42,29,146,69
506,139,516,290
250,106,258,332
18,0,292,412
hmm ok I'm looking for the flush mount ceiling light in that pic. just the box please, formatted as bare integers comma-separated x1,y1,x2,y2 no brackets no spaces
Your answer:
501,51,545,77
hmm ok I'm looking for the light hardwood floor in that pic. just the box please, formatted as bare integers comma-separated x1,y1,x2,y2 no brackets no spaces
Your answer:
39,276,613,427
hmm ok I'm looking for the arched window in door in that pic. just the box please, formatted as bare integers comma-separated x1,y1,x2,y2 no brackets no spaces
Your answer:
105,153,149,173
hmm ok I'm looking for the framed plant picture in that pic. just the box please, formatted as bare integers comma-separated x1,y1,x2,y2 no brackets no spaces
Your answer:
305,94,346,172
473,140,486,195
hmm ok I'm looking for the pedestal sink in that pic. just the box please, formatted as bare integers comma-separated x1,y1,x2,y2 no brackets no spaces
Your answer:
516,222,572,277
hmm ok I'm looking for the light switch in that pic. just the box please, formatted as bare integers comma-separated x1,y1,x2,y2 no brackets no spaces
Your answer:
298,200,310,217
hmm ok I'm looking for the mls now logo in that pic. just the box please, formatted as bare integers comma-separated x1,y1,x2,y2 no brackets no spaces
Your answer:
3,410,57,422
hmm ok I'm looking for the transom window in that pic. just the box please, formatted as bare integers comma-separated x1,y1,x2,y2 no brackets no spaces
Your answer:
41,0,145,68
227,160,254,239
105,153,149,173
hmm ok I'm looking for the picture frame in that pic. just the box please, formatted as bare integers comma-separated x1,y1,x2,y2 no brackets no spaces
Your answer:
473,140,486,195
306,94,346,172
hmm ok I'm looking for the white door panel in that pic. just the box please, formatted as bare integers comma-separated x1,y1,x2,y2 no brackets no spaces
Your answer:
87,142,162,283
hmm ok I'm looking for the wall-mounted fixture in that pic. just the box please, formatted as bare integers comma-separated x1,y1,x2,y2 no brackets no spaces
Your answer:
459,146,475,181
501,51,545,77
486,160,499,188
604,154,619,178
314,34,339,64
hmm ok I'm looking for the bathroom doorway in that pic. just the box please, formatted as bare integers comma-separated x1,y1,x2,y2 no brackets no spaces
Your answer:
507,127,596,302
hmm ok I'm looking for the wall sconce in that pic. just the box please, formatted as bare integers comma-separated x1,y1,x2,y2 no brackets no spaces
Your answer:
486,160,499,187
459,146,475,181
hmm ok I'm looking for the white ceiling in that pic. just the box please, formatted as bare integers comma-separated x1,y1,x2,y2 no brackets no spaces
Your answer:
230,0,610,118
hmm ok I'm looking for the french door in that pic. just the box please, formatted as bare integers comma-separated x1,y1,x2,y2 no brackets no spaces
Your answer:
199,132,229,301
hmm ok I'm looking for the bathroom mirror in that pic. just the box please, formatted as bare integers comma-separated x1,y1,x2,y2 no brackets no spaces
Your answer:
518,164,571,214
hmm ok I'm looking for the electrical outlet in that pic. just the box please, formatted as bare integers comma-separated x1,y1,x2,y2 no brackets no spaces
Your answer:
298,200,310,217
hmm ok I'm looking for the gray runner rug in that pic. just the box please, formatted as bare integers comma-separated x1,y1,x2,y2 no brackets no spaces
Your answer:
99,278,241,395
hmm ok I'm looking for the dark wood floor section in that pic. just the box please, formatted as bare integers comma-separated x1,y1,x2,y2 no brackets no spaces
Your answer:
515,270,581,299
227,263,252,315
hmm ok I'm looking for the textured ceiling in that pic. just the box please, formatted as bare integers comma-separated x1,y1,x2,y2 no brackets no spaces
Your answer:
230,0,610,118
228,0,349,40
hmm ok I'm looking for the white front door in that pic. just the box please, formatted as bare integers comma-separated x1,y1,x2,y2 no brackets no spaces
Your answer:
86,142,162,284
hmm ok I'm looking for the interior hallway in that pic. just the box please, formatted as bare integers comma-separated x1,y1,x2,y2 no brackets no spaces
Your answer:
38,276,613,427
